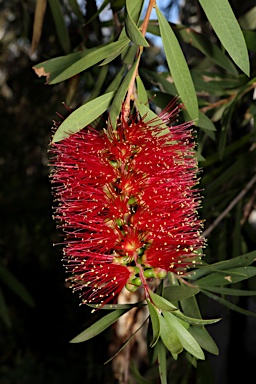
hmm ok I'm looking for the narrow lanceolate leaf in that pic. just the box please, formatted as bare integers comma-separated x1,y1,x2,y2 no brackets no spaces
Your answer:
125,0,149,47
156,6,198,120
70,308,128,343
159,314,183,355
109,61,138,128
68,0,84,22
196,266,256,287
156,340,167,384
52,91,114,142
147,301,161,347
198,0,250,76
189,326,219,355
201,289,256,318
164,285,199,302
31,0,47,54
0,265,35,307
186,250,256,281
50,38,130,84
48,0,71,54
163,311,205,360
148,290,177,312
136,75,149,106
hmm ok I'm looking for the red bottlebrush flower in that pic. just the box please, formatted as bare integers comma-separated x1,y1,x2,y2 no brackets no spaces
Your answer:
50,103,205,307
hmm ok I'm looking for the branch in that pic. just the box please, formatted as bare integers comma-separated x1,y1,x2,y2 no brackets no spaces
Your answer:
202,174,256,238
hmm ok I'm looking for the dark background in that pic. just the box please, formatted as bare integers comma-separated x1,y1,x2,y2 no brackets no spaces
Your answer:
1,1,256,383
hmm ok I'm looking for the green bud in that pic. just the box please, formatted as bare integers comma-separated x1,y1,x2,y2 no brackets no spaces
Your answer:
132,277,142,287
153,268,167,279
144,268,155,278
128,196,136,205
125,283,138,292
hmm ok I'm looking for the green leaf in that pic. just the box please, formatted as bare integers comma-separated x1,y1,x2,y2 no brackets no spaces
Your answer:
176,26,239,77
198,0,250,76
173,309,221,326
189,326,219,355
142,70,177,96
0,287,11,327
33,50,89,83
0,265,35,307
52,91,114,142
186,250,256,280
125,0,148,47
50,38,130,84
164,285,199,302
105,66,126,93
196,266,256,287
136,75,149,106
135,102,170,137
70,308,128,343
100,38,130,65
83,0,110,26
109,61,138,128
148,290,177,311
163,311,205,360
156,340,167,384
86,64,109,101
159,314,183,355
156,6,198,120
201,289,256,318
201,286,256,296
147,300,161,347
68,0,84,22
147,22,239,77
239,6,256,30
48,0,71,54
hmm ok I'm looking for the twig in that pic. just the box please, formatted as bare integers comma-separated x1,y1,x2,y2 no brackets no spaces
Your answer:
123,0,156,120
202,174,256,238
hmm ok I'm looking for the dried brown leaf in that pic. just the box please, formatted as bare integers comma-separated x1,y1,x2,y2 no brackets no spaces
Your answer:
31,0,47,54
32,66,50,82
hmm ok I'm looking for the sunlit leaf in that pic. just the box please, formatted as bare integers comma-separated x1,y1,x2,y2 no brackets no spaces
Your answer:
198,0,250,76
52,91,114,142
70,308,128,343
136,75,149,106
125,0,148,47
50,38,130,84
156,6,198,120
109,61,138,128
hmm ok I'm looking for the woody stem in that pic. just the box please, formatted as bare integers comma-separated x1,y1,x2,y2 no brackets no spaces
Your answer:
123,0,156,120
